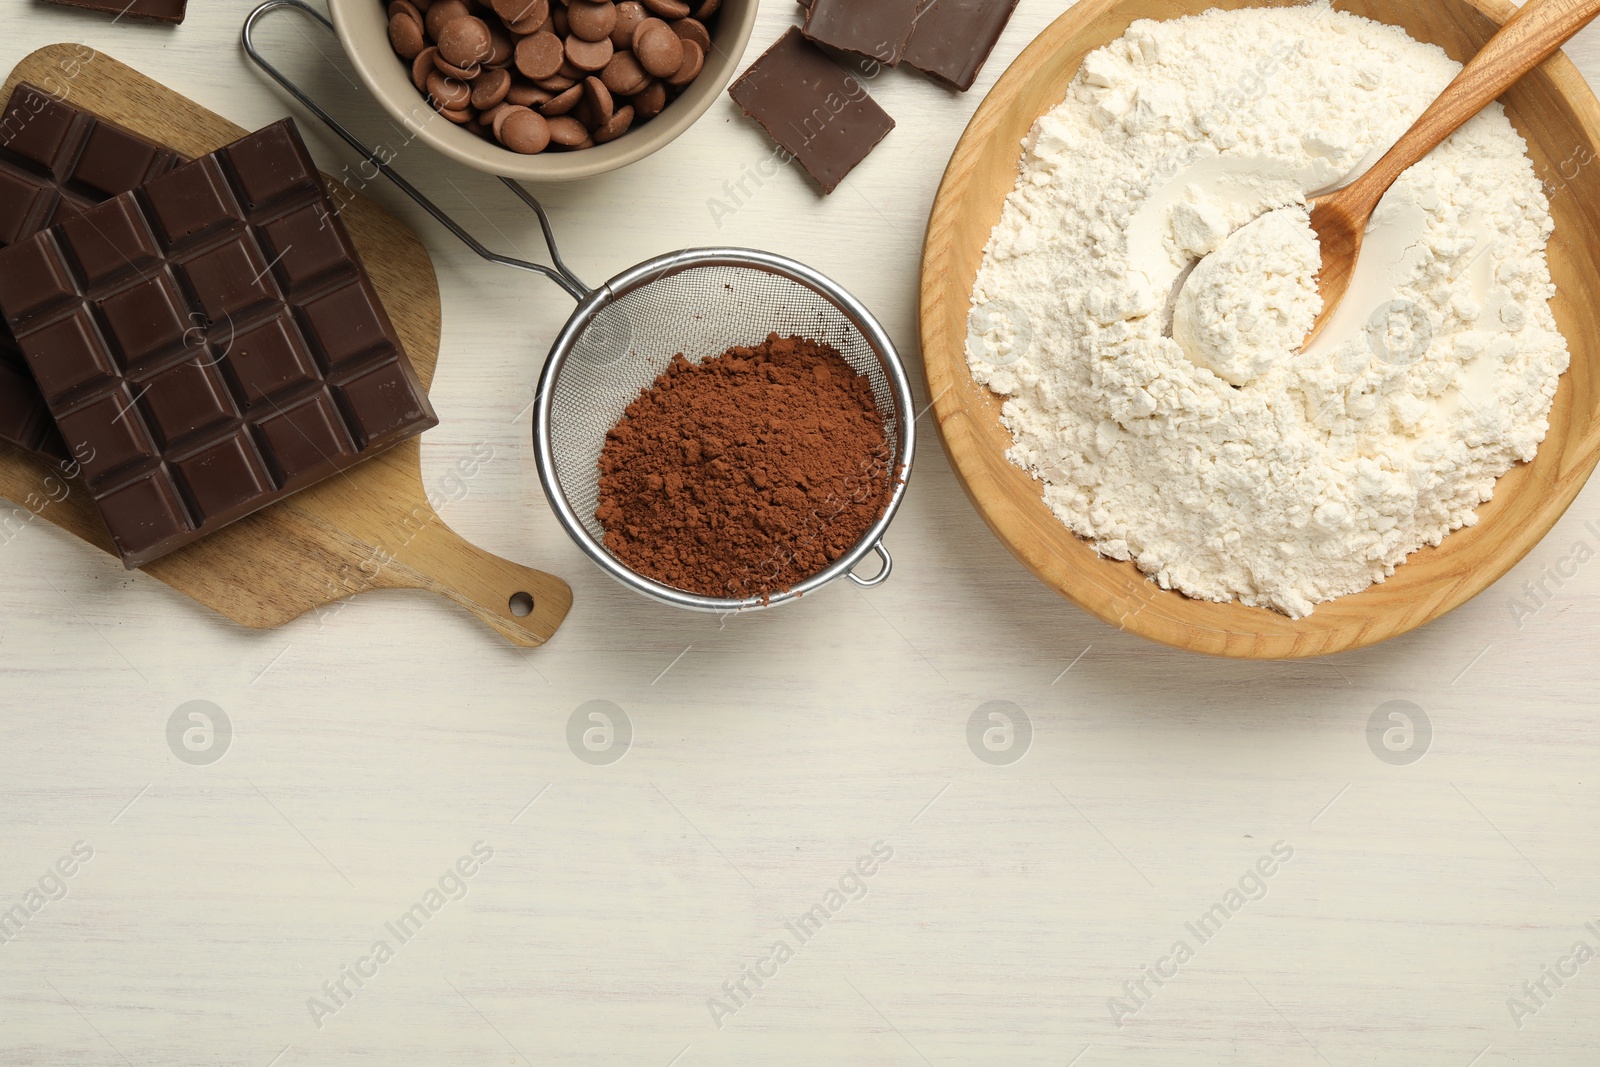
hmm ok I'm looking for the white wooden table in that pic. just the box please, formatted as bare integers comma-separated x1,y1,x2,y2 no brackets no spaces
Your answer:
2,1,1599,1064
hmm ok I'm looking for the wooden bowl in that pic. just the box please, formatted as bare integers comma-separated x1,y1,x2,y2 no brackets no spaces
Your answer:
920,0,1600,659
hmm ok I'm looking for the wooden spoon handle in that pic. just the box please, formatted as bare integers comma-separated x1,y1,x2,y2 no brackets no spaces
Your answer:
1343,0,1600,211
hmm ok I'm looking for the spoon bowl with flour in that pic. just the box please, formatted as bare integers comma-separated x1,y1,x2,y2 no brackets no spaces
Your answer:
1170,207,1321,386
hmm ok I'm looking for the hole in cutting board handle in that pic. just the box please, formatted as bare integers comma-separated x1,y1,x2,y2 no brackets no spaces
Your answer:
508,592,535,617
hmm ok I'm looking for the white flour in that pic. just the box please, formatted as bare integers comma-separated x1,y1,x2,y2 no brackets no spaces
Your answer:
967,3,1569,617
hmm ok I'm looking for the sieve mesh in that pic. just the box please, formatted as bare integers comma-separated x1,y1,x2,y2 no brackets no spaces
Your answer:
538,251,912,609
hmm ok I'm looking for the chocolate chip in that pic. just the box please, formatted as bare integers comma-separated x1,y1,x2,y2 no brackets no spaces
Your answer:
565,34,614,72
546,115,589,146
486,24,515,67
490,0,539,22
632,15,668,41
631,79,666,118
601,50,649,95
424,0,469,40
505,7,547,34
641,0,689,17
492,101,522,139
540,83,584,115
515,31,566,79
665,39,702,87
433,50,479,80
610,1,647,48
412,45,439,91
507,80,555,106
635,24,683,78
499,107,552,153
437,15,493,67
388,11,426,59
427,69,472,110
582,76,615,125
594,103,635,143
671,17,710,52
568,0,618,42
470,66,512,109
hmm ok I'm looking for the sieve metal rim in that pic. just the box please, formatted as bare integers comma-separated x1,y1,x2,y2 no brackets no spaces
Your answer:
532,247,917,614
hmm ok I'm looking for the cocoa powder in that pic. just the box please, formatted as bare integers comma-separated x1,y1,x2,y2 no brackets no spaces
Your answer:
596,333,893,599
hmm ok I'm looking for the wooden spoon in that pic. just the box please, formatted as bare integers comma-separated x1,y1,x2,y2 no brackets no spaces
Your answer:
1305,0,1600,348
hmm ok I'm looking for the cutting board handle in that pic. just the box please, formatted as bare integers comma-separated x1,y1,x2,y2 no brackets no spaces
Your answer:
385,512,572,648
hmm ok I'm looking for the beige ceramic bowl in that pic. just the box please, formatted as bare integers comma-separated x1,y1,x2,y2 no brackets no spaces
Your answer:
328,0,757,181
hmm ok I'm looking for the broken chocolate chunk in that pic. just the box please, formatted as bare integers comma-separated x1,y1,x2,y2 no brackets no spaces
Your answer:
728,27,895,195
902,0,1019,91
801,0,920,65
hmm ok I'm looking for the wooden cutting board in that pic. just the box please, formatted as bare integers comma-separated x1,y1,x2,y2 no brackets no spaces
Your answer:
0,44,572,647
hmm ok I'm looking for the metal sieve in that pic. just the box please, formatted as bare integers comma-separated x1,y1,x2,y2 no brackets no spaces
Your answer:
246,0,915,613
538,250,913,611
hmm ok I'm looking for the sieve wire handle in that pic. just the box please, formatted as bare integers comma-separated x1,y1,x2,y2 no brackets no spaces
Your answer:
847,542,892,588
242,0,588,301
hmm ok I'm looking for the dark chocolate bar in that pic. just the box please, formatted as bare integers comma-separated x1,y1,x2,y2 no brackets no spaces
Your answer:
801,0,921,65
0,119,438,568
728,28,895,195
0,82,185,462
902,0,1019,91
43,0,187,23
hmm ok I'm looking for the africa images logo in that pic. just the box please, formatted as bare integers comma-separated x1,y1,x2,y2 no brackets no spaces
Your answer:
967,701,1032,766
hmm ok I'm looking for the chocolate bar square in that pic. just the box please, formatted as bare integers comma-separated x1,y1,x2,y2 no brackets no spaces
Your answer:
0,119,438,568
902,0,1020,91
225,315,320,407
728,28,896,195
42,0,188,23
0,82,184,462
